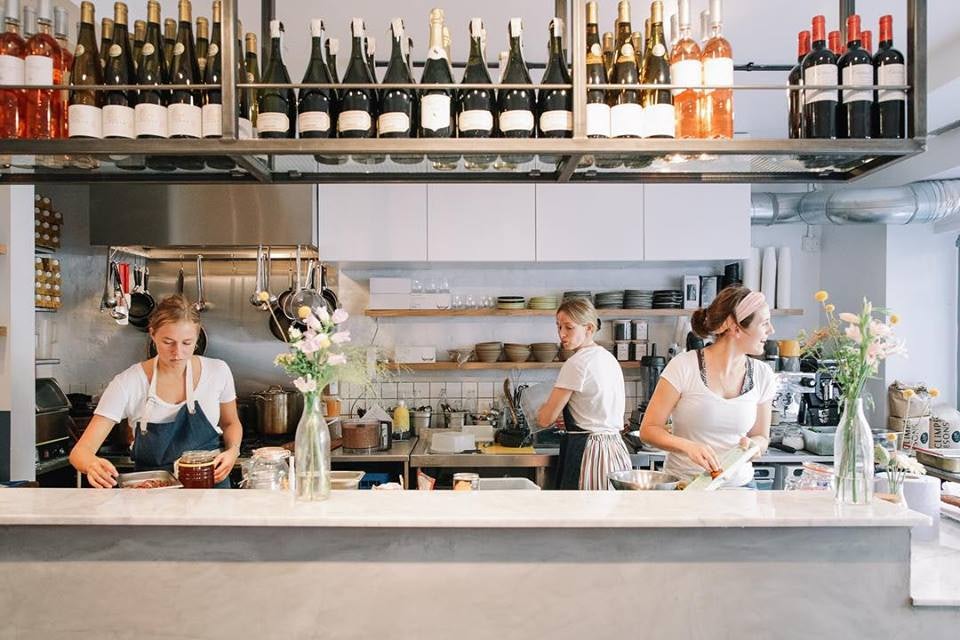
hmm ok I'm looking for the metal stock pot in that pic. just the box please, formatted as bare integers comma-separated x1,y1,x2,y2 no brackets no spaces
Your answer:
251,386,304,436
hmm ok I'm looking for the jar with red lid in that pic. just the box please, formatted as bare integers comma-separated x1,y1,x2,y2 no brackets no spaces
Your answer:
176,450,217,488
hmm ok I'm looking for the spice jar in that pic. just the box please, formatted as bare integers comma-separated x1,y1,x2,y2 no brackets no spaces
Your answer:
176,450,217,488
241,447,291,491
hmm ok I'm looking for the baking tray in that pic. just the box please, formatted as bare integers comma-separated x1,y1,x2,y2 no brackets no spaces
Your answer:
116,470,183,489
915,448,960,473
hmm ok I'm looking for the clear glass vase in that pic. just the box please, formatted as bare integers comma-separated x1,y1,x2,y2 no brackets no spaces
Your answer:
294,391,331,501
833,397,875,505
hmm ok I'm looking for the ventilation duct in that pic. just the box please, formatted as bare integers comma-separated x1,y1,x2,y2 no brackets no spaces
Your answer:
751,180,960,226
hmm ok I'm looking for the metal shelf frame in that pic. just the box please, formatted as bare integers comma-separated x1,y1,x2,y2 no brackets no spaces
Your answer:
0,0,926,185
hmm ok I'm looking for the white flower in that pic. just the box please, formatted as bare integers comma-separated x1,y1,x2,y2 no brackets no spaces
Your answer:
332,308,349,324
328,353,347,366
316,333,331,349
305,315,324,332
295,334,324,355
892,452,926,475
287,327,302,341
293,376,317,393
839,312,859,324
331,330,351,344
315,306,330,324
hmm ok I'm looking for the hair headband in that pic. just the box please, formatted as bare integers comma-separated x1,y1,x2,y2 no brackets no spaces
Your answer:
734,291,766,323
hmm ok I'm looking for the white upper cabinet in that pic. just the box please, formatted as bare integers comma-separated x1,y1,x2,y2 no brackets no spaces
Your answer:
535,185,644,261
427,185,536,261
317,185,428,262
643,184,751,261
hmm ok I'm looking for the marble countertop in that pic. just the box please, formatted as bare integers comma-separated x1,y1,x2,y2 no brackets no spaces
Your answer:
912,516,960,607
0,488,927,529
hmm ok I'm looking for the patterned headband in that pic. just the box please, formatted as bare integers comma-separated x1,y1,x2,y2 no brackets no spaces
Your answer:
734,291,767,323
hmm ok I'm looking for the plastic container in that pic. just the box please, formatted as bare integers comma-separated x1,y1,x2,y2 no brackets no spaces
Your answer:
330,470,365,490
478,477,540,490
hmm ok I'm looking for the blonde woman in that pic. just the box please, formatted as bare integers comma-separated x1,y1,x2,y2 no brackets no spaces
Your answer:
70,295,242,488
536,298,631,489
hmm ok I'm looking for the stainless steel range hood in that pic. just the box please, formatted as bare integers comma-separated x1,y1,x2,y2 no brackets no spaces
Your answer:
89,184,316,247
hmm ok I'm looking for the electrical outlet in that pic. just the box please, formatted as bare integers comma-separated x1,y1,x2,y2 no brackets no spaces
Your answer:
802,235,821,252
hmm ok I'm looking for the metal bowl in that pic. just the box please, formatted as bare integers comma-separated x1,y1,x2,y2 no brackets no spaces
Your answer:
608,470,681,491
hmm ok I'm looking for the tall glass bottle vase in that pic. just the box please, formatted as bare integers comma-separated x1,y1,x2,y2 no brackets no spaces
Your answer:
833,396,875,505
294,391,331,501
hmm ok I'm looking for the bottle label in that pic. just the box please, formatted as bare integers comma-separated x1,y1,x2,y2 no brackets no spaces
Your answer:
377,111,409,135
586,102,611,137
173,42,185,56
202,103,222,137
804,63,839,104
670,59,701,96
643,103,675,137
257,111,289,134
420,94,451,132
540,110,573,133
167,103,202,137
135,102,168,137
208,44,219,58
68,104,103,138
108,44,122,58
238,117,254,139
102,104,135,138
610,102,644,137
142,43,155,57
878,63,906,103
842,63,873,103
458,109,493,133
702,57,733,92
499,109,534,133
338,109,371,133
24,56,54,85
300,110,332,133
0,55,25,85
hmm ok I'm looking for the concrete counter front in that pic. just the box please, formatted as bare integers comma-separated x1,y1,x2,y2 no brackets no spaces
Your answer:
0,489,955,639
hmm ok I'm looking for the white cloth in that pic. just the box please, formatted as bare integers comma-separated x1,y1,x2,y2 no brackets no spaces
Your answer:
554,345,625,434
659,350,777,486
94,356,237,435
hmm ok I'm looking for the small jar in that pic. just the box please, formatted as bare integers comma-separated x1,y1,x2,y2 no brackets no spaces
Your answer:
241,447,290,491
452,472,479,491
176,450,218,488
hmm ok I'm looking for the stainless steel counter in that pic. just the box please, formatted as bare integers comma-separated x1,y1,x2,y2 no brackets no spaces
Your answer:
332,438,418,483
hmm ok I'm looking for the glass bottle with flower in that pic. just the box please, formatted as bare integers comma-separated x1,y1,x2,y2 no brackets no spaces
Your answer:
272,304,367,501
874,432,927,503
802,291,907,505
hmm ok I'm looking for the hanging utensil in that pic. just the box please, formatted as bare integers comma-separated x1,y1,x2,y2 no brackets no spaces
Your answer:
101,250,116,310
282,245,302,320
110,262,129,323
502,378,518,426
129,264,156,332
265,246,277,304
176,263,185,296
193,255,208,312
249,245,265,307
319,263,339,311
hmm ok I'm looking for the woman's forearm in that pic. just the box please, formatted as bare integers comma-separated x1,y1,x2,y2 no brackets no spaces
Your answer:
639,424,691,455
221,422,242,452
68,443,99,473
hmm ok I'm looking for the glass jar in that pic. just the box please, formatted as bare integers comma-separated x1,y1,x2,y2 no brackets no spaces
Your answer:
176,450,217,488
241,446,291,491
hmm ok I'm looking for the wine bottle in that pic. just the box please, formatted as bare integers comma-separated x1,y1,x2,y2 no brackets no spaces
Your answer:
640,1,673,139
68,1,103,138
337,17,375,138
875,14,905,139
135,0,167,140
364,33,377,82
201,0,221,139
98,17,112,71
787,30,810,139
53,5,71,138
700,0,733,139
235,20,252,139
497,18,535,147
802,15,838,139
243,32,259,133
162,17,176,72
838,14,872,139
102,0,136,139
325,37,339,83
442,25,452,73
630,31,642,69
497,50,508,83
614,0,631,55
298,18,334,140
167,0,202,142
24,0,60,140
586,2,600,50
610,41,642,138
256,20,294,138
420,9,457,169
538,18,572,138
0,0,26,140
132,19,145,66
459,17,495,169
828,31,841,56
195,15,208,77
378,18,413,139
21,4,32,38
669,13,678,49
699,10,709,46
585,4,609,139
670,0,701,139
601,31,614,81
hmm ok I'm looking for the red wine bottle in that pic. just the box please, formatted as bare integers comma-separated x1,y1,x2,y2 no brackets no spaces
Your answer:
837,14,872,139
787,30,810,139
874,14,905,139
801,15,837,139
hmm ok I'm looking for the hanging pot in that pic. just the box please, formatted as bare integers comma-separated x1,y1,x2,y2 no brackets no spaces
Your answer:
319,263,339,311
129,266,156,331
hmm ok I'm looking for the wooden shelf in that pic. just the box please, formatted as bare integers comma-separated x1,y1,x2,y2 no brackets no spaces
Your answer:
387,361,642,371
367,308,804,319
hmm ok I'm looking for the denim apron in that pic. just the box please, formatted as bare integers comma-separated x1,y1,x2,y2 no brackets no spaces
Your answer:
132,356,230,488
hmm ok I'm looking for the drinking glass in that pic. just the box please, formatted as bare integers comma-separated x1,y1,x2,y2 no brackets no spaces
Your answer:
412,279,424,294
465,295,477,309
452,295,465,310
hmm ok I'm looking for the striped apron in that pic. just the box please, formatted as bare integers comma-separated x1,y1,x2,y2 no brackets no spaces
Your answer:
556,406,632,490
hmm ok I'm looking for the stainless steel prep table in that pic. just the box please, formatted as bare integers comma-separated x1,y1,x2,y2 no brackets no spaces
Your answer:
411,430,556,488
331,437,418,485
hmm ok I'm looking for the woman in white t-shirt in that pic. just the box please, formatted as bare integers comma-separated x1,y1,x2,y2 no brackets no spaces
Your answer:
69,295,242,488
537,298,631,490
640,287,777,488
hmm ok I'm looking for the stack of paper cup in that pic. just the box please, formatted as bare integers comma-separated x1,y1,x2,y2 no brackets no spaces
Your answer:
743,247,761,292
760,247,777,305
776,246,792,309
903,475,941,543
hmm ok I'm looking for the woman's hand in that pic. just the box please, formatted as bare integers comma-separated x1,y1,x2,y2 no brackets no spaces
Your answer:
213,446,239,484
85,457,119,488
739,436,764,461
683,441,721,474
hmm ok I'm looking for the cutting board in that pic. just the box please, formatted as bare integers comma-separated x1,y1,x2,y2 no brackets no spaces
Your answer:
482,444,537,455
684,442,760,491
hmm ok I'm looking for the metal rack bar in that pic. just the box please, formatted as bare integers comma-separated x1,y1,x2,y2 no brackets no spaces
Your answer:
908,0,927,139
220,0,238,140
571,0,586,140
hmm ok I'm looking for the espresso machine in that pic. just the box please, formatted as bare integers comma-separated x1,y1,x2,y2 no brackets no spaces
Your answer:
797,361,842,427
630,345,667,429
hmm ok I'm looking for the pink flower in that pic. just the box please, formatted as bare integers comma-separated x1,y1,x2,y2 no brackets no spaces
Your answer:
869,319,891,338
327,353,347,366
331,330,351,344
293,376,317,393
315,306,330,324
305,315,324,332
839,312,859,324
332,308,349,324
844,324,862,343
866,342,882,365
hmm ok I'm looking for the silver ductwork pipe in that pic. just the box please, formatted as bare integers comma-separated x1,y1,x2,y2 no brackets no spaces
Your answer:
751,180,960,225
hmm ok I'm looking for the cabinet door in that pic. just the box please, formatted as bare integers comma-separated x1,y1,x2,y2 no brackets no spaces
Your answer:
643,184,751,261
536,185,644,261
427,185,536,261
317,185,428,262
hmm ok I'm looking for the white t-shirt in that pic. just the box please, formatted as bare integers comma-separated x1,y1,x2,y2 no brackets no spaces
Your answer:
94,356,237,435
660,350,778,486
554,345,625,434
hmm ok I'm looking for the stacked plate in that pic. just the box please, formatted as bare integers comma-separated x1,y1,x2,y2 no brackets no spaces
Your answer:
474,341,503,363
504,343,532,363
497,296,526,310
563,290,592,301
652,289,683,309
623,289,654,309
528,295,559,310
530,342,560,363
595,290,625,309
